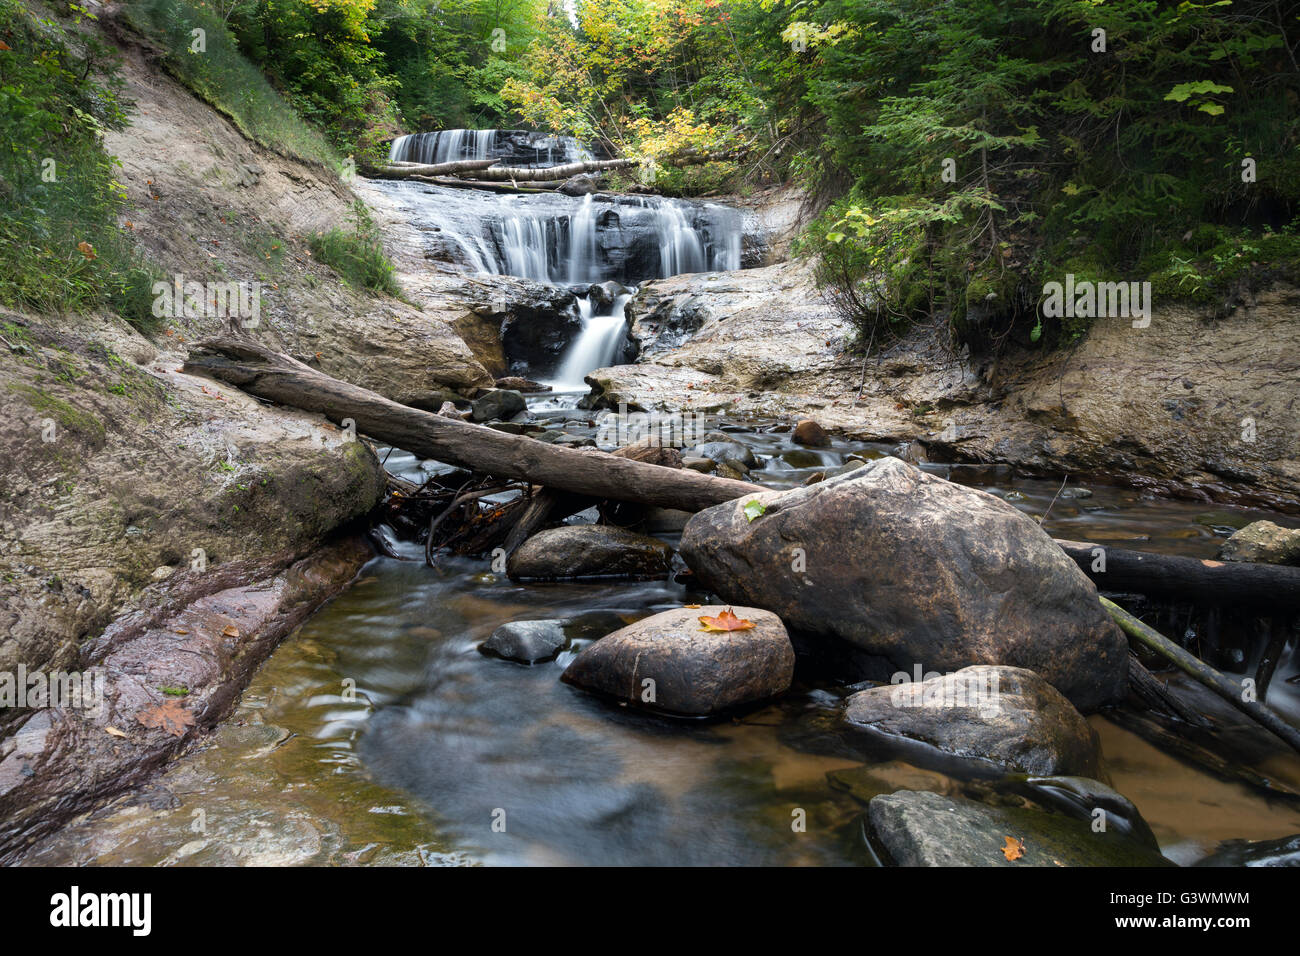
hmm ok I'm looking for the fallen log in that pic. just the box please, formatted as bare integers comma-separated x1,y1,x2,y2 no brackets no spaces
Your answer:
365,158,500,179
182,338,753,513
372,158,636,182
1057,538,1300,610
1102,596,1300,755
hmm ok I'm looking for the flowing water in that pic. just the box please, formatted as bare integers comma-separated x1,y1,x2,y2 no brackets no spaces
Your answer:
21,136,1300,866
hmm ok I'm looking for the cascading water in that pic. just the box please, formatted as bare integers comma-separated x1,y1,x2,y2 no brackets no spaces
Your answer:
375,130,747,389
388,129,592,167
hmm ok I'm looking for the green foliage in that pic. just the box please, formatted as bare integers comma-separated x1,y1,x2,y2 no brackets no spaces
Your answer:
308,201,400,295
122,0,340,169
0,0,161,330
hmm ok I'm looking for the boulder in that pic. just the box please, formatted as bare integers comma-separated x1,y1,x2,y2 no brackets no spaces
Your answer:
470,388,526,423
507,525,673,580
679,457,1127,711
793,419,831,447
561,605,794,716
867,790,1172,867
842,666,1102,777
691,440,758,469
1218,520,1300,566
481,620,568,664
1018,776,1160,850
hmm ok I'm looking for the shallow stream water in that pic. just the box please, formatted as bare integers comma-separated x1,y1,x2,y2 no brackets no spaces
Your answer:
24,419,1300,867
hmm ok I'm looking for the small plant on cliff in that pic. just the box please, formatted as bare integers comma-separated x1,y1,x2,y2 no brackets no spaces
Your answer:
308,201,401,296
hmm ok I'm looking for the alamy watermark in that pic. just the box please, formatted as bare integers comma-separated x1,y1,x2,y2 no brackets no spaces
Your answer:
595,402,711,449
889,664,1002,718
152,275,262,327
1040,274,1152,328
0,665,105,711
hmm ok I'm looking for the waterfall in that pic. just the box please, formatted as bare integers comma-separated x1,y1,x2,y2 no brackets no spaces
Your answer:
551,294,633,389
389,129,497,165
375,131,748,385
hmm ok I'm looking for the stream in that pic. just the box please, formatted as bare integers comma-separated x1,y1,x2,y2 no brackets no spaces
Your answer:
21,135,1300,866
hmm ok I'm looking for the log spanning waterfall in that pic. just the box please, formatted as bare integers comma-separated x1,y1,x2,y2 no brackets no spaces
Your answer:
376,131,750,388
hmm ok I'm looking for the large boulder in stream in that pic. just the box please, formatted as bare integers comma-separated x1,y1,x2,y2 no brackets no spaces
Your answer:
867,790,1172,867
679,457,1126,711
562,605,794,716
1218,520,1300,565
507,525,673,580
481,620,569,664
842,666,1103,777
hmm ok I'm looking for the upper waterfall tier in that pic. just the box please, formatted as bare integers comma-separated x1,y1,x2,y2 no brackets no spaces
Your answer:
388,129,594,168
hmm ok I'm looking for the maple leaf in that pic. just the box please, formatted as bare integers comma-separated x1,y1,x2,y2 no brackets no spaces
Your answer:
743,499,766,522
699,607,756,632
136,699,195,737
1002,836,1025,861
76,241,97,260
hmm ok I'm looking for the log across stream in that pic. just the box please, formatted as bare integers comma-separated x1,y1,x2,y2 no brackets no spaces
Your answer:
22,383,1300,866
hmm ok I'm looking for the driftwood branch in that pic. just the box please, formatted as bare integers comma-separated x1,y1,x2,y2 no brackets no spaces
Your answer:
367,159,500,179
1102,596,1300,755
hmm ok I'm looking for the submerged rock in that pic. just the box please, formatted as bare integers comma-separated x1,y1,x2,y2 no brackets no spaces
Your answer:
470,388,526,422
507,525,673,580
481,620,568,664
561,605,794,716
1218,520,1300,565
842,666,1102,777
679,457,1127,711
1019,775,1160,850
867,790,1172,867
1194,833,1300,867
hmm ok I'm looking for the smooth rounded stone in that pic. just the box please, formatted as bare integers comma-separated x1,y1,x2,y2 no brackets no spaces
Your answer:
680,457,1127,711
494,375,550,393
560,605,794,716
1218,520,1300,565
716,463,747,482
692,440,757,469
481,620,568,664
842,666,1102,777
867,790,1173,867
507,525,673,580
682,456,717,473
793,418,831,447
639,507,693,533
532,429,567,443
1194,833,1300,867
782,449,825,468
1019,775,1159,850
407,388,470,412
470,388,526,423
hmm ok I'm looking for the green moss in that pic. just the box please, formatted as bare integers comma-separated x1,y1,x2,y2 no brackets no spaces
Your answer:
8,384,106,445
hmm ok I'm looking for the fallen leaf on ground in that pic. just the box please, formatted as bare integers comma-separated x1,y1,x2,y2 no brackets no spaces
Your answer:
77,241,96,260
699,607,756,632
105,726,128,738
743,499,767,522
682,603,701,609
1002,836,1025,861
221,625,239,637
136,699,195,737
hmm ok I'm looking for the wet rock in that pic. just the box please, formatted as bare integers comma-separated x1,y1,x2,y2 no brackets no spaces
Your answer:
842,666,1102,777
716,463,747,482
481,620,568,664
867,790,1173,867
679,457,1127,711
1019,776,1160,850
507,525,673,580
1218,520,1300,566
561,605,794,716
683,456,717,474
782,449,825,469
794,419,831,447
1194,833,1300,867
470,389,526,423
494,376,550,393
406,388,470,412
692,440,758,469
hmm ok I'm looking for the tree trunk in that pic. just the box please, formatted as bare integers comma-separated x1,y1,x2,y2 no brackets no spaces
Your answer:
372,158,636,182
365,158,500,179
183,338,752,513
1056,539,1300,611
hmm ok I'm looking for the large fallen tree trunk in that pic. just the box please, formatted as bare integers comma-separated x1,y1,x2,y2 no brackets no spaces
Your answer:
183,338,752,512
365,158,500,179
373,158,636,182
1056,538,1300,610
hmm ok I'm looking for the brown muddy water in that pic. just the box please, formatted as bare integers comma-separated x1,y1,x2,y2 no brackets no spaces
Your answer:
22,421,1300,866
